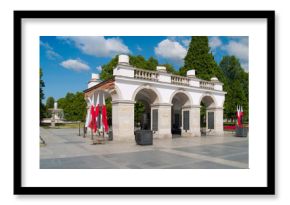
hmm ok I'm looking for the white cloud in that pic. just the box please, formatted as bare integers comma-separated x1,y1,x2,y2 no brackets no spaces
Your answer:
181,39,191,47
209,37,222,49
224,40,248,61
167,36,191,48
40,41,62,60
219,37,249,71
96,66,102,72
136,45,142,51
46,50,61,60
60,59,90,72
40,41,52,50
154,39,187,63
60,36,130,57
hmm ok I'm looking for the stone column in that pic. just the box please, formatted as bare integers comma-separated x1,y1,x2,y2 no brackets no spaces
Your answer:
151,103,172,139
112,100,135,141
85,105,91,136
190,106,201,137
214,107,224,136
206,107,224,136
181,106,201,137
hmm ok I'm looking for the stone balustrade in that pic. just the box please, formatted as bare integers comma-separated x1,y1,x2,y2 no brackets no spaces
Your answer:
200,80,215,90
171,75,189,86
123,67,220,91
134,68,158,81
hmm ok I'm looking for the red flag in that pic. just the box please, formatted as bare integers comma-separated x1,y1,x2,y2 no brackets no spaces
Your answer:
89,105,97,132
240,106,244,126
94,93,100,132
102,95,109,133
95,104,100,131
236,105,241,127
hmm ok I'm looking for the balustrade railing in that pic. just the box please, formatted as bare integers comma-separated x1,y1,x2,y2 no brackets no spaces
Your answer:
200,80,214,90
171,75,189,86
133,68,216,90
134,68,158,81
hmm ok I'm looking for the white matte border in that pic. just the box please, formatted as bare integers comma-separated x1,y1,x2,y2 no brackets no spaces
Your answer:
22,18,267,187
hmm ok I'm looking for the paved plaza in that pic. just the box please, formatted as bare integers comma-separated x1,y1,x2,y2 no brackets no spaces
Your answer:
40,128,248,169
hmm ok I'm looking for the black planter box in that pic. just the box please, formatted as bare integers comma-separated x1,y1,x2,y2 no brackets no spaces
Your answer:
134,130,153,145
108,131,113,141
235,127,248,137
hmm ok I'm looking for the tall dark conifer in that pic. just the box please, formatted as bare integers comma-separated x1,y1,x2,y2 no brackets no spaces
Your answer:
180,36,224,82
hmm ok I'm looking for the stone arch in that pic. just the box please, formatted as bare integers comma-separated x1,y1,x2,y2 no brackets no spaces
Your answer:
108,84,123,101
132,85,161,131
169,89,193,106
199,93,224,136
170,90,193,137
132,84,161,104
199,93,217,108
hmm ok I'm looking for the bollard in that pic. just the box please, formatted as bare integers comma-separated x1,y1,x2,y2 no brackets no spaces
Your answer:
78,121,81,136
83,125,86,138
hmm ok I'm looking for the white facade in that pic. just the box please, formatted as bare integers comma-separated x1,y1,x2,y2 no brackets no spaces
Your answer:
84,55,226,141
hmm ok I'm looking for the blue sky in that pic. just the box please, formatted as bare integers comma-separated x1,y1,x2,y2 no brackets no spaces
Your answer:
40,36,248,102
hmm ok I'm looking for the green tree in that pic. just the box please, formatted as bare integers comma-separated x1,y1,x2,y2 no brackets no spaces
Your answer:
219,56,249,121
57,92,87,121
145,57,159,70
100,56,118,80
161,63,178,75
130,55,148,69
45,96,55,117
105,98,112,126
134,101,146,126
180,37,224,82
40,68,45,123
46,97,55,109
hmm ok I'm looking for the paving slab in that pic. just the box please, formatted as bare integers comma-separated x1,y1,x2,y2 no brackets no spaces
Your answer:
165,161,237,169
40,155,118,169
174,144,245,158
103,150,201,169
40,127,249,169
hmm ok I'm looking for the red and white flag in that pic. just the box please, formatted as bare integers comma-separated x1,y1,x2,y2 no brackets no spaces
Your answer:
102,94,109,133
95,93,100,131
89,94,97,133
240,106,244,125
236,105,241,126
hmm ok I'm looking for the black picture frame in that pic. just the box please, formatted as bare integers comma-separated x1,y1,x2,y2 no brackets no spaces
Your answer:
14,10,275,195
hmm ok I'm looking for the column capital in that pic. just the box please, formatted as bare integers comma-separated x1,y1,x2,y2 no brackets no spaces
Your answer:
111,100,135,105
206,106,224,111
182,105,201,109
151,103,172,108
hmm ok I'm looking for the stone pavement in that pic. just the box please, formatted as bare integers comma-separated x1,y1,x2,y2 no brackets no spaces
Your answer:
40,128,248,169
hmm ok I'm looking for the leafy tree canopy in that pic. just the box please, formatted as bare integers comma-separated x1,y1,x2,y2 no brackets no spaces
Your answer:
57,92,87,122
219,56,248,121
45,96,55,118
46,96,55,109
